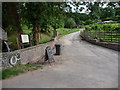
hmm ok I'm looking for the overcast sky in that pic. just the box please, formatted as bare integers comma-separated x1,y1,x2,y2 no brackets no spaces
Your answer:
65,0,109,13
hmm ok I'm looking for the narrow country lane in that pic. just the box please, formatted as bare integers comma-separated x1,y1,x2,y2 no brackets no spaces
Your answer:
2,31,118,88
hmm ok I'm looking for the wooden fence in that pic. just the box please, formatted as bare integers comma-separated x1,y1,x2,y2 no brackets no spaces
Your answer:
83,30,120,43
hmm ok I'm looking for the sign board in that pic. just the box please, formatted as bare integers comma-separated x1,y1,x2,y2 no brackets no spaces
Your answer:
21,34,29,43
46,46,54,61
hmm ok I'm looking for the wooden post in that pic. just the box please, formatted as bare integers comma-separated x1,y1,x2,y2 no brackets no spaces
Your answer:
104,31,105,41
111,32,112,42
90,31,91,38
16,37,20,49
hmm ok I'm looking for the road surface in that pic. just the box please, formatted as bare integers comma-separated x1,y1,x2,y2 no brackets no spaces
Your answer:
2,31,118,88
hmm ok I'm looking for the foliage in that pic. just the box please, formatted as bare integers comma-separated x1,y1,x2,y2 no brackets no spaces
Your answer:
112,15,120,22
2,2,119,49
21,2,66,45
22,2,49,44
88,4,103,19
22,2,48,27
101,7,116,19
47,3,65,30
84,19,102,25
84,23,120,33
70,13,90,25
64,18,76,28
65,13,90,26
2,2,23,33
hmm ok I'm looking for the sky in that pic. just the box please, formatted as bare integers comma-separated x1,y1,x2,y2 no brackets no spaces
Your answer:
65,0,109,13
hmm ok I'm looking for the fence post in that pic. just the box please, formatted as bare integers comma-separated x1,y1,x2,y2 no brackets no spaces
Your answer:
104,31,105,41
111,32,112,42
16,37,20,49
90,31,91,38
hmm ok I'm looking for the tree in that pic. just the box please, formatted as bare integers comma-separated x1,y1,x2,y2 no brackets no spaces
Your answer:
22,2,66,44
101,7,116,19
107,2,120,16
2,2,23,34
64,18,76,28
87,2,103,19
22,2,49,45
70,13,90,25
47,2,65,37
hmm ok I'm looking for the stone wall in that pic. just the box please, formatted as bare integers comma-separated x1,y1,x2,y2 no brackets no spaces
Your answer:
20,41,55,64
1,41,55,69
83,37,120,51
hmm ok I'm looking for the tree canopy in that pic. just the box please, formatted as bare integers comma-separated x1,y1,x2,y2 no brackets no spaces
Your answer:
2,1,119,47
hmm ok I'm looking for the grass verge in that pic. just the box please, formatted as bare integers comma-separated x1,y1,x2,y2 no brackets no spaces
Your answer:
0,64,42,80
7,27,80,50
57,28,80,38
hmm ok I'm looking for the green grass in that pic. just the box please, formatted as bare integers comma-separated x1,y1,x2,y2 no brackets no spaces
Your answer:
39,33,52,44
22,25,32,34
57,28,80,38
1,64,42,80
7,24,80,50
7,25,52,49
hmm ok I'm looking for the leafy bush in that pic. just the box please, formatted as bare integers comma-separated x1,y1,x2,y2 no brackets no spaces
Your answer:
64,18,76,28
84,23,120,33
84,19,102,25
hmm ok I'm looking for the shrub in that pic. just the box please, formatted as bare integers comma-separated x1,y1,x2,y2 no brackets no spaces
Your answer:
84,23,120,33
64,18,76,28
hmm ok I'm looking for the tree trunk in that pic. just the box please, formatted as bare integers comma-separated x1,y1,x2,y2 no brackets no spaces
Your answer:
5,2,23,34
53,29,58,41
53,29,57,38
33,25,40,45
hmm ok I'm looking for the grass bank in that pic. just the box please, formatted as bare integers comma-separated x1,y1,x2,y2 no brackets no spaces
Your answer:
0,64,42,80
57,28,80,38
8,25,52,50
8,27,80,50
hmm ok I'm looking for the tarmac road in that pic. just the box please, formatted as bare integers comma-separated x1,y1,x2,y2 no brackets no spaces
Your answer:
2,31,118,88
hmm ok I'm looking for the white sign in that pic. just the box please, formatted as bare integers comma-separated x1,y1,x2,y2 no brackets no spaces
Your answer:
21,34,29,43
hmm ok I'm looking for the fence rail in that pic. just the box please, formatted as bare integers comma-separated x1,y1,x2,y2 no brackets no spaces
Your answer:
83,30,120,43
